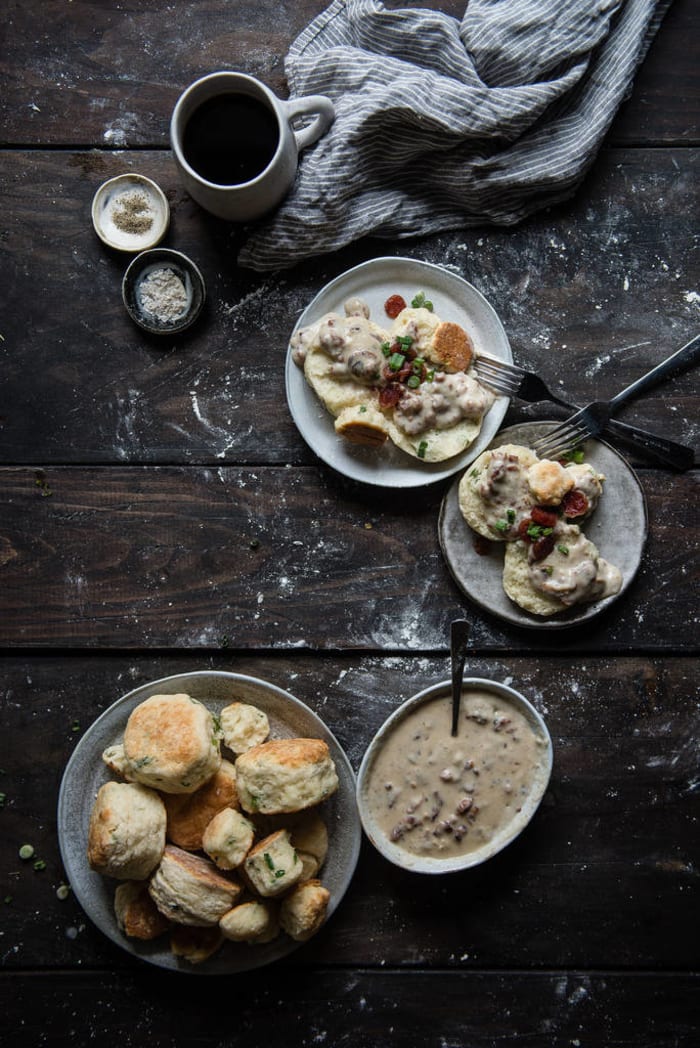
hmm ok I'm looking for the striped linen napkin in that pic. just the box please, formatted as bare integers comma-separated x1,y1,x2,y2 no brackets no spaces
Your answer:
239,0,672,270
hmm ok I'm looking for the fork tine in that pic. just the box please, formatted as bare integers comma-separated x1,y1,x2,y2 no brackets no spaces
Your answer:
532,421,590,457
473,358,520,395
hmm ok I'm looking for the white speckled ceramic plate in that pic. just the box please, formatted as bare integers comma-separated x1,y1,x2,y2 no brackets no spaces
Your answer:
58,671,360,974
439,422,648,629
285,257,512,488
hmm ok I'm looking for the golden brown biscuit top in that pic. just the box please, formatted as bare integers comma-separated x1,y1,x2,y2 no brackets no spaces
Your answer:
124,694,210,765
430,321,474,373
238,737,331,770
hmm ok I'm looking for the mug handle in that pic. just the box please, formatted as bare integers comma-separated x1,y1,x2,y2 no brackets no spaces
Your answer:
284,95,335,151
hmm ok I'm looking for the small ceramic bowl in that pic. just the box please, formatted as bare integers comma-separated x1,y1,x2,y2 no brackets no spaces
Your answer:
356,678,553,874
122,248,206,335
92,173,170,252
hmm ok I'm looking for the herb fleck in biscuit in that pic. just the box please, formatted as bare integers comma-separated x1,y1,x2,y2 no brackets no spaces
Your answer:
123,693,221,794
202,808,256,871
235,738,339,815
242,829,304,898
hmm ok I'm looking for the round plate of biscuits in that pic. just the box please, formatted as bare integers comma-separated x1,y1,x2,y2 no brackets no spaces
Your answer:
285,256,512,488
439,422,648,629
58,671,361,973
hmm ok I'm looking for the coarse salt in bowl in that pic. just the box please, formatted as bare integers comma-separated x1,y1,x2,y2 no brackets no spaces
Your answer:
92,173,170,252
356,677,553,874
122,248,206,335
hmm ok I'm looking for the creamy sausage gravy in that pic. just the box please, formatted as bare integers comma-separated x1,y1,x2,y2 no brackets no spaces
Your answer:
462,444,620,612
291,296,493,440
364,690,550,861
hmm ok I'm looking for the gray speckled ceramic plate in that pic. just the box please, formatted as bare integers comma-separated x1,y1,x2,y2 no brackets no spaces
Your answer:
58,671,360,973
439,422,648,629
285,257,512,488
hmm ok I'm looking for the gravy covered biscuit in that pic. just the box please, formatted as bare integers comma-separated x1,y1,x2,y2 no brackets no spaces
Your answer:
458,440,621,617
459,444,539,540
235,738,339,815
87,781,166,880
503,525,621,616
123,693,221,794
291,294,494,463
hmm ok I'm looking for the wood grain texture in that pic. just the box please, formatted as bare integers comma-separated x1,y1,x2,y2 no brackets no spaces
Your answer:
0,466,698,650
0,654,697,971
0,148,698,465
1,1,698,1043
0,970,697,1047
1,0,696,147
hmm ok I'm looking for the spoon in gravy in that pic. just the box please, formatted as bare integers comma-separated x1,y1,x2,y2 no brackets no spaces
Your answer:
450,619,470,735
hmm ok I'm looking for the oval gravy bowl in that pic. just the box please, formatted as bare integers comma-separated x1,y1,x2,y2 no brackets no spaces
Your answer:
356,678,553,874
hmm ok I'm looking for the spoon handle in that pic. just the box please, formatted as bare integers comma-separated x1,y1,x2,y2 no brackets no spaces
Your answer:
451,619,470,736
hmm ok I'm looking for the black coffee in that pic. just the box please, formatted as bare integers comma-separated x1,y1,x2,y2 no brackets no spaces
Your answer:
182,93,279,186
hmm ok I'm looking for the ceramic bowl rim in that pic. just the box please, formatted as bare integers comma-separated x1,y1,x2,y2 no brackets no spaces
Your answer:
122,247,206,334
356,677,553,874
91,173,170,252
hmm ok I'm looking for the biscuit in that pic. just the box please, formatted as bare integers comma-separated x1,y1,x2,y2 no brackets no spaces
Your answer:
458,444,539,539
235,738,339,815
202,808,256,870
114,881,171,940
219,702,270,754
163,760,239,851
502,540,567,617
148,845,243,926
101,743,134,781
242,829,304,898
390,306,441,352
87,781,166,880
219,900,279,945
428,320,474,372
279,879,330,942
526,459,575,506
290,812,328,879
169,925,224,964
334,405,390,447
123,693,221,794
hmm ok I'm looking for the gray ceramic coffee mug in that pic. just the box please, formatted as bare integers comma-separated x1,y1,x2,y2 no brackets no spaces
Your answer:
171,71,335,222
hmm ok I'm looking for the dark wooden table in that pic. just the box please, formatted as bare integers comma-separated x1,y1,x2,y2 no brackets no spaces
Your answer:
1,2,698,1044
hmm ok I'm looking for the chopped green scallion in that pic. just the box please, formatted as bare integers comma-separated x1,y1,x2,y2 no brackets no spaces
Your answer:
417,440,428,459
388,352,406,371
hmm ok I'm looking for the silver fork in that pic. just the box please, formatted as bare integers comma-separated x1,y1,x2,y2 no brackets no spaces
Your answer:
474,354,697,470
530,334,700,460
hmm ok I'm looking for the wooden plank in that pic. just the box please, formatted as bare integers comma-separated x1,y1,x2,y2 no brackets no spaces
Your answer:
0,465,697,650
0,148,697,467
1,0,696,147
0,654,696,970
0,970,697,1048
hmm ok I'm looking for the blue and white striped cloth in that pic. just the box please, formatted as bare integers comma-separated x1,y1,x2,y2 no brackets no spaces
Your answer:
239,0,672,270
